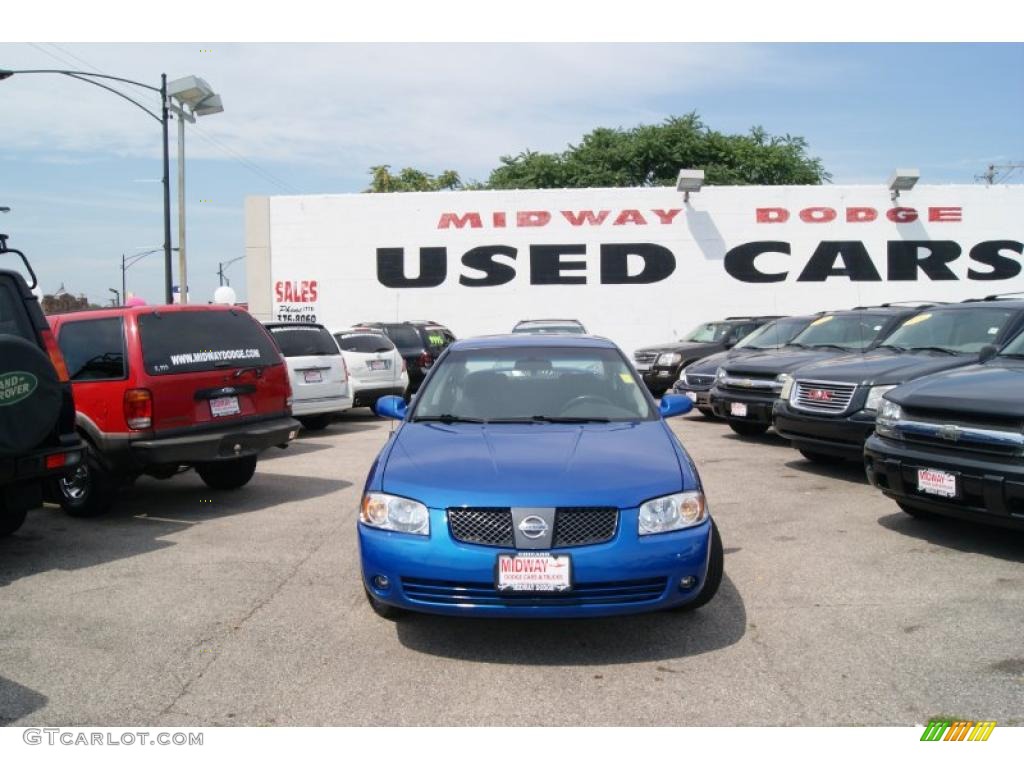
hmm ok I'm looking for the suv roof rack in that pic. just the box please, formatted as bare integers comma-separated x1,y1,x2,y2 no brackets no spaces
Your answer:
849,302,938,310
974,292,1024,302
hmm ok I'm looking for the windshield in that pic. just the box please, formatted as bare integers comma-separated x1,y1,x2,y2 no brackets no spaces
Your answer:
998,327,1024,357
139,310,280,375
788,313,889,350
878,308,1016,354
736,317,809,350
411,346,655,423
684,322,731,343
268,325,339,357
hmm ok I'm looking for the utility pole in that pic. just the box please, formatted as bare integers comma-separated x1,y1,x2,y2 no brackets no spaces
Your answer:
976,162,1024,185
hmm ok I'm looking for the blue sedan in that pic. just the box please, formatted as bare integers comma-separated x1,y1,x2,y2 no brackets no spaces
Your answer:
358,334,723,619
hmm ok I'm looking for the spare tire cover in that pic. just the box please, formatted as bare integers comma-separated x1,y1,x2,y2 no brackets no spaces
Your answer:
0,334,63,457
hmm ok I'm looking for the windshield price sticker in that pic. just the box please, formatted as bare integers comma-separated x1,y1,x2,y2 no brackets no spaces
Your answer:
917,468,957,498
496,553,571,592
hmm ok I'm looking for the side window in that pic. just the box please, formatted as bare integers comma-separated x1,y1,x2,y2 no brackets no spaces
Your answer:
58,318,127,381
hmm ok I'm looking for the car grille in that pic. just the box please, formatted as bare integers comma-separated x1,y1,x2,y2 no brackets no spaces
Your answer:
896,411,1024,458
684,373,715,387
401,576,667,607
448,507,618,548
720,373,779,393
634,351,659,366
792,379,857,414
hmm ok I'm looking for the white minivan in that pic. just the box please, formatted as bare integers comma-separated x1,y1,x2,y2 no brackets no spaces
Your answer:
265,322,352,430
333,328,409,409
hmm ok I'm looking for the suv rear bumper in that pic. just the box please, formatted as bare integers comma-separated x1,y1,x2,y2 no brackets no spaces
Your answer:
773,400,876,459
1,440,84,513
97,415,300,470
864,434,1024,530
291,394,352,417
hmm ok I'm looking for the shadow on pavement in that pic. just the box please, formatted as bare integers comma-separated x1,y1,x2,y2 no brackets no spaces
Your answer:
0,470,350,588
259,440,335,461
877,511,1024,563
0,676,47,724
720,430,790,448
394,575,746,665
783,458,870,486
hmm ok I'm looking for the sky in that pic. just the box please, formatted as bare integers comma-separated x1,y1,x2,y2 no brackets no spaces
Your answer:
1,42,1022,305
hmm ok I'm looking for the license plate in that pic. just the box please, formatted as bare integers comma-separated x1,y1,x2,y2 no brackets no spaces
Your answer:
685,391,698,402
210,395,240,418
730,402,748,417
368,360,390,371
496,553,572,592
303,369,323,383
917,468,957,498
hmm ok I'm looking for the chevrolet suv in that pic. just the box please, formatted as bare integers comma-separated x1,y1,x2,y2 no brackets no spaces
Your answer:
709,306,923,437
775,300,1024,463
0,234,82,535
48,305,300,516
865,323,1024,530
634,316,779,396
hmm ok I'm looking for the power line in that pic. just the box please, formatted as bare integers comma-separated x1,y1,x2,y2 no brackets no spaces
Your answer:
25,42,301,194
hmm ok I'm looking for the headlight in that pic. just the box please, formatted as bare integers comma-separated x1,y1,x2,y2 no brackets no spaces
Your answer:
658,352,682,366
875,398,903,438
715,366,727,383
778,373,794,400
360,492,430,535
864,385,896,412
638,491,707,535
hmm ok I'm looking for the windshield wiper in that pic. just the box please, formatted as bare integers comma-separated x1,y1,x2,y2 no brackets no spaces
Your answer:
485,416,613,424
786,342,809,349
877,343,907,352
998,353,1024,359
415,414,487,424
809,343,851,352
906,346,957,356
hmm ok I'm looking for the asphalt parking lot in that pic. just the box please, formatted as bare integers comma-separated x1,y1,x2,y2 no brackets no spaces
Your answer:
1,410,1022,727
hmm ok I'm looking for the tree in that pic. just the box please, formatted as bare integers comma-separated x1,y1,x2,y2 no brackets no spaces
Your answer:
363,113,829,192
366,165,467,193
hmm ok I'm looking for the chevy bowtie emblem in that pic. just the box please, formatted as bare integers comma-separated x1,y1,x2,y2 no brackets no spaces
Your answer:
938,424,962,442
518,516,548,539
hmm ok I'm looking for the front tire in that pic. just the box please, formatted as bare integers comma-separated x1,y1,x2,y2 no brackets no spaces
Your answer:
799,449,845,465
196,456,258,490
671,520,724,612
56,450,117,517
299,414,331,431
728,420,769,437
0,500,28,536
364,588,408,620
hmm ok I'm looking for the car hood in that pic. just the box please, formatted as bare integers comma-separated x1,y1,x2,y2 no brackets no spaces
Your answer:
790,349,975,386
382,420,684,508
722,348,844,377
888,359,1024,420
684,350,731,375
636,341,719,357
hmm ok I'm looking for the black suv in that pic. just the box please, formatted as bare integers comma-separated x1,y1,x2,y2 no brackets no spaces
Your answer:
0,234,82,536
634,316,779,396
672,314,822,417
775,300,1024,463
709,306,923,436
865,323,1024,530
358,321,455,393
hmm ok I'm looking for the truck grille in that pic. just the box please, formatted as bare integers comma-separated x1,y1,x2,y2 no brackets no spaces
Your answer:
401,576,667,607
634,351,659,366
684,373,715,387
792,380,857,414
897,412,1024,458
448,507,618,548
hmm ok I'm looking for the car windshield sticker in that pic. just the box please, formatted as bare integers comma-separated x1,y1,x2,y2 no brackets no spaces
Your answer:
810,316,834,326
619,372,634,384
166,348,262,367
427,333,445,346
901,313,931,326
988,327,1000,334
0,371,37,407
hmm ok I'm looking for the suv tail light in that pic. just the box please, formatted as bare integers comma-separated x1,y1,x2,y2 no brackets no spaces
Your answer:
124,388,153,430
341,355,350,381
40,328,70,382
401,358,407,372
417,352,433,369
285,377,294,411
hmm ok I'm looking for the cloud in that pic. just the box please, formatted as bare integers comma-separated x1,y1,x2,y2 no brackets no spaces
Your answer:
1,43,807,177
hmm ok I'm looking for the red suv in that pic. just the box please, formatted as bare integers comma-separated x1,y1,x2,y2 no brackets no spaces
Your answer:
47,304,300,516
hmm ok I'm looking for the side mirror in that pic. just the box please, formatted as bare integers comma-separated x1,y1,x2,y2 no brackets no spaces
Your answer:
375,395,408,420
723,338,736,349
659,394,693,418
978,344,999,363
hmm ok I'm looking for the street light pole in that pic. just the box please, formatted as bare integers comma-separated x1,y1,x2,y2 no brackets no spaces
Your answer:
177,106,187,304
160,73,173,305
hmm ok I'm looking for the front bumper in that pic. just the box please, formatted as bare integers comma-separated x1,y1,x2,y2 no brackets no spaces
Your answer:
639,365,681,393
126,415,301,467
359,509,713,618
864,434,1024,530
773,400,876,459
672,384,713,408
709,387,777,425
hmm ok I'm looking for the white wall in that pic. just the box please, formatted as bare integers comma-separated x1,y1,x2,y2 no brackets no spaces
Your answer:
246,185,1024,354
